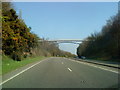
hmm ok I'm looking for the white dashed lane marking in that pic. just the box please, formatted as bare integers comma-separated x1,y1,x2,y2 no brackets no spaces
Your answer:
68,68,72,72
70,60,119,74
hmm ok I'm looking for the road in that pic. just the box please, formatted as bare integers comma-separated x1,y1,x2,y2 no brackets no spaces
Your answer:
2,57,119,88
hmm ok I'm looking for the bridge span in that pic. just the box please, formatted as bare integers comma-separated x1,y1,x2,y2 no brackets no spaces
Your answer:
38,39,87,44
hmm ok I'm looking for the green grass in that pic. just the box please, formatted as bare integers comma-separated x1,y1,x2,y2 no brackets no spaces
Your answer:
2,55,46,75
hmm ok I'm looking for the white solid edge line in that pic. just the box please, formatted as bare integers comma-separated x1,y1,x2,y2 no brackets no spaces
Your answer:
68,68,72,72
69,59,119,74
86,64,119,74
0,59,46,86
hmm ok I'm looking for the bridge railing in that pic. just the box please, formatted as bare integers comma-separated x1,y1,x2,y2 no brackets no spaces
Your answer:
38,39,90,44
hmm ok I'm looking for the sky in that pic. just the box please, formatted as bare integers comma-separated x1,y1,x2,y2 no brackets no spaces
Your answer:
13,2,118,55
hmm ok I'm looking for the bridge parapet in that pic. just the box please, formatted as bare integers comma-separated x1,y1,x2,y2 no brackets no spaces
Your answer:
38,39,89,44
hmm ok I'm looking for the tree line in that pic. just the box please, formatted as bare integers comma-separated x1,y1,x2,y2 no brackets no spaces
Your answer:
77,11,120,61
2,2,75,61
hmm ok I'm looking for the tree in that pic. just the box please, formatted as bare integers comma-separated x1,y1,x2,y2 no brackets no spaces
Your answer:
2,2,39,61
77,11,120,61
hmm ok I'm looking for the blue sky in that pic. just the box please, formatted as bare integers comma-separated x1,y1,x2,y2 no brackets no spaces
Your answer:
13,2,118,54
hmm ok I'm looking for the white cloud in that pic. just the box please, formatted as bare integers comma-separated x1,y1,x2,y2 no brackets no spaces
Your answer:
59,43,79,55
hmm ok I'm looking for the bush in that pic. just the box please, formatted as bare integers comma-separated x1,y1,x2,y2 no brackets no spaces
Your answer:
11,52,22,61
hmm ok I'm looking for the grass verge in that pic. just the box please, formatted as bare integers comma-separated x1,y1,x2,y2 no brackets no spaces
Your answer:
2,55,46,75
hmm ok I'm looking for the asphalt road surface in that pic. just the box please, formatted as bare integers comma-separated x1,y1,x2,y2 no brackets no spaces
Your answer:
2,57,119,88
